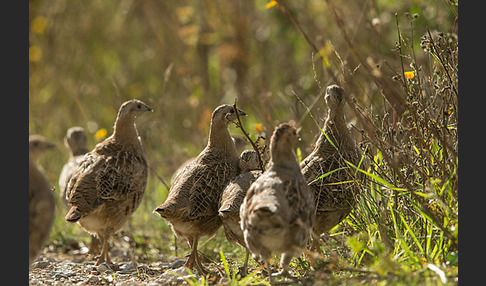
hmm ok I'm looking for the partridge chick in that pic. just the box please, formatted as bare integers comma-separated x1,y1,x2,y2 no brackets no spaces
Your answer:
154,104,246,274
58,126,102,254
300,85,361,250
29,135,56,267
59,127,89,206
65,99,152,267
240,122,315,282
219,150,263,276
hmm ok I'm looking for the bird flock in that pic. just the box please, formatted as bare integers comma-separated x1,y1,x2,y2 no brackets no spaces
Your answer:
29,85,363,282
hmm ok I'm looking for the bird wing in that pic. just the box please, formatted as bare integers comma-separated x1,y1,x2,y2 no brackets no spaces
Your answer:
219,170,261,214
66,148,147,216
281,176,315,227
301,153,357,212
187,160,236,220
156,159,237,221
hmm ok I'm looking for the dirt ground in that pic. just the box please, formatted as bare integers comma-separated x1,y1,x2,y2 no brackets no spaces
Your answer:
28,234,225,286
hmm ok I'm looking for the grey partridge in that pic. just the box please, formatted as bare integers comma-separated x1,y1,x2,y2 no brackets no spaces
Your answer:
29,134,56,267
154,104,246,274
65,99,152,267
58,126,102,254
59,127,89,206
240,122,315,282
300,84,361,250
219,150,263,276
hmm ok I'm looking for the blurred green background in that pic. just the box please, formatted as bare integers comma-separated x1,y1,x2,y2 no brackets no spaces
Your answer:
29,0,457,282
29,0,456,183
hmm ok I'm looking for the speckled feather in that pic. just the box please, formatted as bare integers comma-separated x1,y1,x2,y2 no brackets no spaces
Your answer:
300,85,361,235
64,99,152,266
220,170,262,245
219,150,263,246
66,142,148,220
162,155,239,222
240,123,315,270
154,104,246,274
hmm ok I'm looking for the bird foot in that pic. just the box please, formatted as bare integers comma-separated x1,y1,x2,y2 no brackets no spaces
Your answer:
237,266,248,277
94,255,119,269
270,269,301,284
196,263,209,276
184,253,209,275
184,255,196,271
94,255,104,265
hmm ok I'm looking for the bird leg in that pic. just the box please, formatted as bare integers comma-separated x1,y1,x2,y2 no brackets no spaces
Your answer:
266,260,273,284
184,237,196,271
193,238,209,275
183,236,209,274
309,238,322,254
238,248,250,277
88,235,101,255
271,253,292,278
95,233,119,270
184,252,196,270
94,233,107,265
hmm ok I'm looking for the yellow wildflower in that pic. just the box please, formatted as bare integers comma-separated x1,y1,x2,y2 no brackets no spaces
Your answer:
266,0,278,9
255,123,264,133
94,128,108,141
404,71,415,80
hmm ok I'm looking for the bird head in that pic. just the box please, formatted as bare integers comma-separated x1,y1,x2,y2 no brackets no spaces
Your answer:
324,84,345,110
29,134,56,162
118,99,153,120
64,126,88,154
212,104,247,126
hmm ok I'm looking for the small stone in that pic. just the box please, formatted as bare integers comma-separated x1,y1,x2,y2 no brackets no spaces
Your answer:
87,275,99,283
118,282,140,286
96,262,112,273
32,260,51,269
102,274,114,283
85,265,96,273
118,261,137,274
168,258,186,269
53,273,69,280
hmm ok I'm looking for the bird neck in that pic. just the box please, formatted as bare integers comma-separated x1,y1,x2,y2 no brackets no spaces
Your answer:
314,110,349,153
71,148,89,157
207,120,238,159
270,145,300,170
112,117,142,149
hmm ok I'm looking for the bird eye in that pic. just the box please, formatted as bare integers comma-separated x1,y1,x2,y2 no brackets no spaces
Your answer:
137,104,142,109
230,109,235,113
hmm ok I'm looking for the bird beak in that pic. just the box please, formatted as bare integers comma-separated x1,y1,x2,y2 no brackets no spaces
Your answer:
146,105,153,112
238,109,247,116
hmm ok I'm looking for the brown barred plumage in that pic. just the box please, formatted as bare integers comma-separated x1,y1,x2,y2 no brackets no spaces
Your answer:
65,99,152,267
154,104,246,275
240,122,315,282
300,85,362,250
219,150,264,276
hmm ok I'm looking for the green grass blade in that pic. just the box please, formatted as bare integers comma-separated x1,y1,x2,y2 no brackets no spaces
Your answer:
308,166,348,185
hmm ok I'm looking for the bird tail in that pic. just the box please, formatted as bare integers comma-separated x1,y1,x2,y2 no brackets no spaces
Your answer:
65,206,82,223
153,205,169,217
